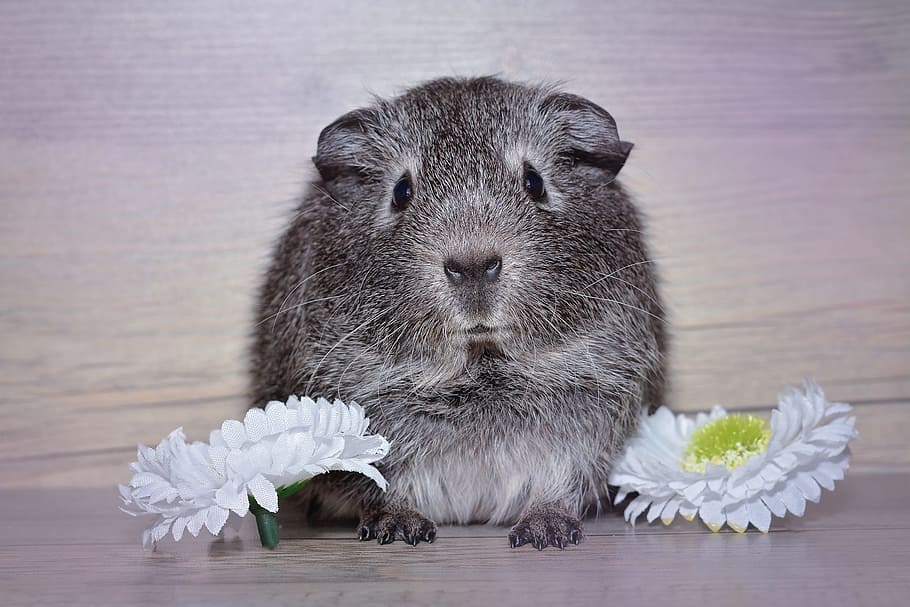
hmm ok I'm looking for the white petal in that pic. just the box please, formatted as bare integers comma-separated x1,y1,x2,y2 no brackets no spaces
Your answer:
698,499,725,532
647,498,670,523
625,495,651,524
172,516,190,542
264,401,289,433
215,483,247,511
208,446,229,476
613,488,630,505
660,497,682,525
678,502,698,522
779,483,806,517
150,521,171,544
220,419,247,449
815,459,846,482
246,474,278,512
761,491,788,518
331,460,388,491
747,499,772,533
186,510,208,536
825,402,853,416
205,507,230,536
759,461,785,485
682,480,707,503
209,429,227,448
243,408,270,443
794,471,822,503
725,502,750,533
809,466,836,491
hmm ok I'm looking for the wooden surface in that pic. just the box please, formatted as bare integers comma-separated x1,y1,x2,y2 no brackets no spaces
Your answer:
1,473,908,606
0,2,908,481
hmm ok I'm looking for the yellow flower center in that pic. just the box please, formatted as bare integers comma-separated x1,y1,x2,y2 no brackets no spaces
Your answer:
681,414,771,473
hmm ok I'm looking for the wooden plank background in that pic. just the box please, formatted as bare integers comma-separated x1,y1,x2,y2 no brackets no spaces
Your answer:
1,0,909,488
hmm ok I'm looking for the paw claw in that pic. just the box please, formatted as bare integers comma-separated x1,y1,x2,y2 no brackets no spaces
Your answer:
508,505,583,551
358,508,437,547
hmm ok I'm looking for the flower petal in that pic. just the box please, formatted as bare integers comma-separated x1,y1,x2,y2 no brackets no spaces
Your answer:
265,400,289,433
794,471,822,503
172,516,190,542
205,506,230,536
779,483,806,517
243,408,269,443
747,499,772,533
725,502,750,533
647,498,670,524
221,419,247,450
699,499,725,532
247,474,278,513
186,509,208,536
761,491,788,518
625,495,651,525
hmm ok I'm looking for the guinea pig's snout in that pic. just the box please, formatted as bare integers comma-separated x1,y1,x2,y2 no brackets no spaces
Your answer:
443,254,502,286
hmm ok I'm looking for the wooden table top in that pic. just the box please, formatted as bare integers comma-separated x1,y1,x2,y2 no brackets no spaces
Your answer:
2,472,907,607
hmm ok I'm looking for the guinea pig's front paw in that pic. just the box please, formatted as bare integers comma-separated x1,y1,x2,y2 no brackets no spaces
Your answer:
358,507,437,546
508,504,584,550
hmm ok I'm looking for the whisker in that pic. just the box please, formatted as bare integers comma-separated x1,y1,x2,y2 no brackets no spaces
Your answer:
269,261,348,333
260,294,347,328
304,307,389,395
568,290,668,325
581,259,660,291
589,273,664,311
313,184,352,213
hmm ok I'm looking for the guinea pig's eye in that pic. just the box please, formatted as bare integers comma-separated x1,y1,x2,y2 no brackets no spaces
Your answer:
524,167,546,200
392,175,413,212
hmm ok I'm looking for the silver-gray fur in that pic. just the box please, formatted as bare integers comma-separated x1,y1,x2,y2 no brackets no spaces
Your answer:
250,76,667,549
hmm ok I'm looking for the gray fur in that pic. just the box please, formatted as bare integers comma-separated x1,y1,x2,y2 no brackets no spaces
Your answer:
250,76,667,548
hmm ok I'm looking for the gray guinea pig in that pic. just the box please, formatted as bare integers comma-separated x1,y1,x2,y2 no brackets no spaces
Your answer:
251,76,667,550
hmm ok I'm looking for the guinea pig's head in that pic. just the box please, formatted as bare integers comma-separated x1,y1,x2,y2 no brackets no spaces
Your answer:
310,77,651,388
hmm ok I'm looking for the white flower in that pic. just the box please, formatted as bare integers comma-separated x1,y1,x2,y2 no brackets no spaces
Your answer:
608,381,858,533
119,396,390,547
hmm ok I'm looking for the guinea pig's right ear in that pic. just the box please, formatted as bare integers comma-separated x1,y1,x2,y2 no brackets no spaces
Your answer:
541,92,634,183
312,108,376,181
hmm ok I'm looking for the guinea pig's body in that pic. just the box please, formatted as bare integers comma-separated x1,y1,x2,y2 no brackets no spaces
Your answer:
251,76,666,549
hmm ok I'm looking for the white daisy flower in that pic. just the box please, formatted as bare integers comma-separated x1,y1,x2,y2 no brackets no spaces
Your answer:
608,381,858,533
119,396,390,548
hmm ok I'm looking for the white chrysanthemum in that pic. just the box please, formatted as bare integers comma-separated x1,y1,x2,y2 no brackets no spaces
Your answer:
119,396,390,547
608,381,857,533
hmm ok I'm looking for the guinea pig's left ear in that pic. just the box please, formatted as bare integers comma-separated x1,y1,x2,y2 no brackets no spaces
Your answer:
541,92,634,182
312,108,378,182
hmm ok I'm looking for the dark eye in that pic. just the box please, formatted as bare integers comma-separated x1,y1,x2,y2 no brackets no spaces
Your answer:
524,167,545,200
392,175,413,211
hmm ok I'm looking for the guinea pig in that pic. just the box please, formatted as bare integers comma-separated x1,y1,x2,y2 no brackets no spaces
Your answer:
250,76,667,550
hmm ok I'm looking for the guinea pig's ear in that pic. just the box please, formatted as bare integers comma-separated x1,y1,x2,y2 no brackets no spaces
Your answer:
541,93,634,182
312,108,376,181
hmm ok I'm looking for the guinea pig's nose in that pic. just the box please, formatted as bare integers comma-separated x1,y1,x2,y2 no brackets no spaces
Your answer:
444,255,502,285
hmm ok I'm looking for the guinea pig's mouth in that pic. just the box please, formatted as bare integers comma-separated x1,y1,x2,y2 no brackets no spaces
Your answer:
465,324,495,335
462,324,510,352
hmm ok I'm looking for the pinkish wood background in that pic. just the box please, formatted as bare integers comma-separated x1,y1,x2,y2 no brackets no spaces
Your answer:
1,0,908,487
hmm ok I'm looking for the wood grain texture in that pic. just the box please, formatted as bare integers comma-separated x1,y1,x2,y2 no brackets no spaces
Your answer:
1,474,909,607
1,0,909,487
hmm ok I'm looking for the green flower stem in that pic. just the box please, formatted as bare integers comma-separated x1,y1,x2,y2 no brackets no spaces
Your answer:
249,497,279,549
247,481,310,549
